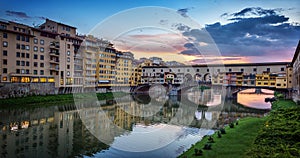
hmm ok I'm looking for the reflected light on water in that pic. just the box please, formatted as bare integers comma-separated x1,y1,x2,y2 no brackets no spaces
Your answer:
237,89,273,109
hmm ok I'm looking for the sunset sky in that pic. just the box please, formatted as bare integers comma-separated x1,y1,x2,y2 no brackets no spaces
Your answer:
0,0,299,64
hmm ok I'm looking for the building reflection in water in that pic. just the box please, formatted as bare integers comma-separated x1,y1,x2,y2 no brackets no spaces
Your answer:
0,91,270,157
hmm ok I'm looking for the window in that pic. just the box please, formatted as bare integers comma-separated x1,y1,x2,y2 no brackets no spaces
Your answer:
3,50,7,56
34,54,38,59
21,36,25,41
178,69,180,72
67,57,70,62
26,61,30,66
34,46,38,52
40,39,44,45
21,53,25,58
16,44,20,49
67,51,70,56
281,67,285,71
267,68,270,72
196,69,199,72
34,62,38,67
34,38,38,44
21,61,25,66
40,63,44,67
3,41,8,47
33,70,37,75
40,70,44,75
187,69,190,72
3,59,7,65
16,69,20,74
253,68,257,72
67,44,70,49
153,69,155,72
16,60,20,66
229,68,232,72
26,53,29,58
241,68,244,72
207,69,209,72
3,68,7,73
16,35,20,40
40,55,44,60
67,71,70,76
40,47,44,52
25,36,29,42
16,52,20,57
21,44,25,50
3,33,7,38
217,69,220,72
67,65,70,69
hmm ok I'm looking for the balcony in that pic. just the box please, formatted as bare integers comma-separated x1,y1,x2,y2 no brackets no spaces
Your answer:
50,51,59,57
50,66,59,71
49,59,59,64
50,41,60,48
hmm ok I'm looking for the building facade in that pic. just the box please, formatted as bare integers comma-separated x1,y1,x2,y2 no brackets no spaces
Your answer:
292,40,300,103
0,19,83,93
141,62,293,89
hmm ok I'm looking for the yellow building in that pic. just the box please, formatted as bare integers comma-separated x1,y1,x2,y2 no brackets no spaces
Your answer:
255,72,270,87
115,51,134,87
97,42,117,88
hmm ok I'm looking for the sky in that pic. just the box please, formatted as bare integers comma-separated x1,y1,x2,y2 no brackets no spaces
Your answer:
0,0,299,64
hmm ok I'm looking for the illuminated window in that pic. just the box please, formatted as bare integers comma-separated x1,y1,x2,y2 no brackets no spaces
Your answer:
11,77,20,83
3,77,7,81
34,38,38,44
48,78,55,82
31,78,39,82
40,78,46,82
40,39,44,45
21,77,30,83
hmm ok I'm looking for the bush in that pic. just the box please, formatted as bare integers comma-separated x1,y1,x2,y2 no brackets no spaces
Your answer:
203,143,212,150
229,123,234,128
220,128,226,134
194,148,203,156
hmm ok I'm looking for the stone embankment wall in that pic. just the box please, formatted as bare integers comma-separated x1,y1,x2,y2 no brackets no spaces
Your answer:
0,83,57,99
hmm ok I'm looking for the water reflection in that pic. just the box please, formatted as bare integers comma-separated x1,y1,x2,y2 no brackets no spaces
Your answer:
0,91,270,158
237,89,274,109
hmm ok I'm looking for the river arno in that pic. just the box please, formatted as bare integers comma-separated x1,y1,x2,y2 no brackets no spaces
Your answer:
0,89,272,158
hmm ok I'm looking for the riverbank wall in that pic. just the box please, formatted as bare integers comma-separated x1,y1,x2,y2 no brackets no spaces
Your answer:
0,83,57,99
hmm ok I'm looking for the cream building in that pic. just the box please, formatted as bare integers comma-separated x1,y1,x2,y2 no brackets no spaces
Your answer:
0,19,83,93
292,40,300,103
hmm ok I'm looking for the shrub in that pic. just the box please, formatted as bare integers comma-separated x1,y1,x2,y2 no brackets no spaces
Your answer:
220,128,226,134
203,143,212,150
229,122,234,128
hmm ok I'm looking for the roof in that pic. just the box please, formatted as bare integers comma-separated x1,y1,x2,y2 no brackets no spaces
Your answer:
291,40,300,65
142,62,291,68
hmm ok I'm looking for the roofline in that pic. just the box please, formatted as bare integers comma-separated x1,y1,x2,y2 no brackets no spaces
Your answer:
292,40,300,65
142,62,291,68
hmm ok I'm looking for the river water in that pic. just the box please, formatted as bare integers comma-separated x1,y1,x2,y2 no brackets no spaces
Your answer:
0,89,272,158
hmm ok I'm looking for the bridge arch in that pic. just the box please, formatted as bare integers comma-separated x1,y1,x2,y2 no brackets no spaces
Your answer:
203,73,211,82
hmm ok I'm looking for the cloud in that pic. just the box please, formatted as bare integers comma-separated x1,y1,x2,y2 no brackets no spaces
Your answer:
179,7,300,61
232,7,276,17
177,8,190,17
6,10,31,19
